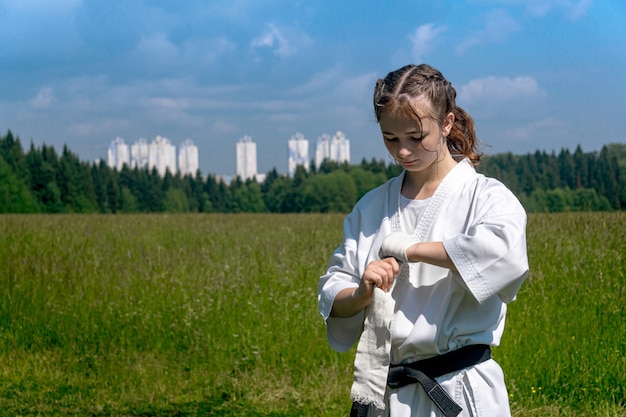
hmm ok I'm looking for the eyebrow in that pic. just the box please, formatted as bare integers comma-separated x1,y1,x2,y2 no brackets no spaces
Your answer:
382,129,422,136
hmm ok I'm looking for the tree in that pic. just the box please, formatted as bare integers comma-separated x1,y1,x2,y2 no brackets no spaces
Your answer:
132,167,164,212
593,146,621,209
0,130,28,178
56,145,97,212
605,143,626,208
25,143,64,213
573,145,589,188
297,170,357,213
0,155,38,213
571,188,611,211
207,177,232,213
282,165,309,212
260,175,288,213
557,148,576,189
164,187,190,212
349,167,387,200
231,180,267,213
91,161,110,213
120,186,140,213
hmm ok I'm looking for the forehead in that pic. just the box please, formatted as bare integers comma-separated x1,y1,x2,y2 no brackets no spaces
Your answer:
379,110,435,134
379,97,434,127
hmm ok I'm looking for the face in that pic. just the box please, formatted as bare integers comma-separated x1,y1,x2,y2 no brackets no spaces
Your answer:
379,109,453,173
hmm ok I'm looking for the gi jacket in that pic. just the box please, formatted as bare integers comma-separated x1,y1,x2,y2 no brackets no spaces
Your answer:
318,158,529,361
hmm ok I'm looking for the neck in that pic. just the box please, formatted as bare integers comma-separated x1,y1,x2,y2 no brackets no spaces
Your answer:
402,154,458,200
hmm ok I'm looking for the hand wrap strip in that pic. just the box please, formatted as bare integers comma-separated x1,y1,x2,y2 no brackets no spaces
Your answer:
379,232,418,263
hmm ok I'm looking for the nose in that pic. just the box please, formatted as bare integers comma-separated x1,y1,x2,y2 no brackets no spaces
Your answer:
397,139,413,159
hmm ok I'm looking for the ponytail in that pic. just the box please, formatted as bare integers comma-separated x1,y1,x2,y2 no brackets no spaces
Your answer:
448,106,482,166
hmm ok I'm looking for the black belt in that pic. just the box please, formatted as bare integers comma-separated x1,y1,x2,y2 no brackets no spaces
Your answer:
350,344,491,417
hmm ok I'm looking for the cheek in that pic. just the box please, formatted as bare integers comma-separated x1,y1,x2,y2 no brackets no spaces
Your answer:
383,140,393,152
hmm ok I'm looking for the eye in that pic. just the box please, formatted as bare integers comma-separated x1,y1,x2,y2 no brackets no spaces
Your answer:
410,132,427,141
384,136,398,142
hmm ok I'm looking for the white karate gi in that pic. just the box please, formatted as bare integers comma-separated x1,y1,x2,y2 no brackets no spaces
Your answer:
318,159,529,417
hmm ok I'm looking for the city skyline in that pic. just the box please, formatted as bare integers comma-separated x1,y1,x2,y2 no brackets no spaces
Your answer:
2,2,623,177
108,130,351,178
107,135,195,177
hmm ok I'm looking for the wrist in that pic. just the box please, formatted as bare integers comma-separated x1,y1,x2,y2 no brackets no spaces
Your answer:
405,242,419,263
352,285,373,309
353,284,372,301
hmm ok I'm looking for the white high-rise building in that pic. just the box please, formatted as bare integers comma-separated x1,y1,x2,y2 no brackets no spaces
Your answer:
149,135,176,177
131,138,149,170
315,133,332,170
331,130,350,164
236,135,257,181
107,137,130,171
315,131,350,169
178,139,199,176
287,132,309,177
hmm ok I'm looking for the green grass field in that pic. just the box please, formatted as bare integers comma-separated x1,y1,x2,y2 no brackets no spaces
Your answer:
0,213,624,416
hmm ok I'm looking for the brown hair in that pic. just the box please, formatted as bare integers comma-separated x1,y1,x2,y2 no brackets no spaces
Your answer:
373,64,482,165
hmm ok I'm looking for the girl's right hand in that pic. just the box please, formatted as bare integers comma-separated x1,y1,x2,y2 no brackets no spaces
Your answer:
360,257,400,294
330,258,400,318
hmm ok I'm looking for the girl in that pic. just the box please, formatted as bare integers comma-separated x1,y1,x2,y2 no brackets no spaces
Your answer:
318,64,529,417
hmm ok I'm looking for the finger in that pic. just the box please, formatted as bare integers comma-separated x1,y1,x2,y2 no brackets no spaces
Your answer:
364,260,399,291
363,268,386,291
378,260,399,282
383,257,400,275
372,264,396,291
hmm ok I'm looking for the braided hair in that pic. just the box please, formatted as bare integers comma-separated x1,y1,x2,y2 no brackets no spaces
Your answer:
373,64,482,165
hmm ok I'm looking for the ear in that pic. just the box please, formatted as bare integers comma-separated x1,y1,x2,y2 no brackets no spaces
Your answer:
441,112,454,137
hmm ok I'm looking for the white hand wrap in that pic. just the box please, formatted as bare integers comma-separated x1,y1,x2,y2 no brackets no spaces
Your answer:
379,232,417,263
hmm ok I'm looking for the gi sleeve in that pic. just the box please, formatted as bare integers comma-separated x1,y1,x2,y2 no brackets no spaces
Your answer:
318,213,366,352
443,181,529,304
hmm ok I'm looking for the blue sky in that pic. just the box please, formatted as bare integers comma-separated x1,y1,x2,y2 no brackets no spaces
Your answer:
1,0,624,176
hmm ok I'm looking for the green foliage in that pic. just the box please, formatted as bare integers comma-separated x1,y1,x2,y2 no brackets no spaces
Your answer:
0,156,39,213
164,187,191,212
297,170,358,213
231,180,268,213
0,213,624,416
521,187,612,213
479,144,626,210
1,131,625,214
350,167,388,200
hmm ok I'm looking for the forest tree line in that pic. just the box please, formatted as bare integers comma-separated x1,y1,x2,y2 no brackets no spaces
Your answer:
1,130,625,214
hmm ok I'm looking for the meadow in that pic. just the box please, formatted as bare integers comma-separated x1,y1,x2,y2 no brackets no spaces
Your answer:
0,212,624,416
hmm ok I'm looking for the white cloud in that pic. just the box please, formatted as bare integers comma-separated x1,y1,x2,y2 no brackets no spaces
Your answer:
211,119,239,135
287,68,340,95
267,113,298,124
456,9,521,55
68,118,129,137
484,0,593,20
562,0,593,20
409,24,447,63
459,75,543,103
501,117,567,141
251,23,294,57
240,20,316,64
204,0,269,22
335,72,378,103
135,33,179,63
181,37,237,66
139,97,190,111
30,87,54,109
